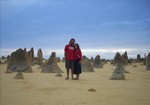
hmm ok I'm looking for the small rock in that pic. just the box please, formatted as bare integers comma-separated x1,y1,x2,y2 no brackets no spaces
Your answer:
14,72,24,79
88,88,96,92
55,73,62,77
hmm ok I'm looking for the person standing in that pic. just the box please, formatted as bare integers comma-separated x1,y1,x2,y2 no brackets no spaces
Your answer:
74,43,82,80
64,38,75,80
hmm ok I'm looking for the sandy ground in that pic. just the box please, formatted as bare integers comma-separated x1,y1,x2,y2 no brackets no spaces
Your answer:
0,62,150,105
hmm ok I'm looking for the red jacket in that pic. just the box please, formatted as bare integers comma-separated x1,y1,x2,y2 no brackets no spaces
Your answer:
74,48,82,61
64,44,75,60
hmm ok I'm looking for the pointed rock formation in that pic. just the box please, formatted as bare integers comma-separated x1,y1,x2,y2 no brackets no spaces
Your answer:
110,62,126,80
122,51,128,66
31,47,34,65
93,55,103,68
27,51,32,66
27,47,34,66
110,52,127,80
14,71,24,79
146,52,150,70
37,48,43,65
137,54,141,63
90,57,94,64
6,48,32,73
81,56,94,72
57,57,61,63
41,52,63,73
113,52,123,66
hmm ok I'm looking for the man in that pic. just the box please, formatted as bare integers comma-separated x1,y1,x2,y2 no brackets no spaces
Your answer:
64,38,75,80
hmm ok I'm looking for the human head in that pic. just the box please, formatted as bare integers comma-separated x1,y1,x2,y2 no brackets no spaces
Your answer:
74,43,80,49
69,38,75,45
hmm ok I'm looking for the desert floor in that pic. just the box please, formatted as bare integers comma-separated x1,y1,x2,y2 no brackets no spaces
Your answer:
0,62,150,105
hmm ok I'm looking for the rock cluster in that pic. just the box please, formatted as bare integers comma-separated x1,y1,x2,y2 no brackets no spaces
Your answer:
6,48,32,73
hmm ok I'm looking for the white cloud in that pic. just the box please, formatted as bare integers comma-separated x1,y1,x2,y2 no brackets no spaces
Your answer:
0,49,16,57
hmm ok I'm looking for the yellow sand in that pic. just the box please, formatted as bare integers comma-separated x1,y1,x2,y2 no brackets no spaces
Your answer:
0,62,150,105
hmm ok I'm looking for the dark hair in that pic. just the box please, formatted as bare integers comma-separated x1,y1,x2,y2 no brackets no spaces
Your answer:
69,38,75,44
70,38,75,41
74,43,80,49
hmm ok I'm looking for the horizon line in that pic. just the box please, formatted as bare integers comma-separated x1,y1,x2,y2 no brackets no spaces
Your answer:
0,48,149,59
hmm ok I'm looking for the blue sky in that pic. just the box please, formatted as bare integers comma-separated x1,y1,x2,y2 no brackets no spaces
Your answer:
0,0,150,59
